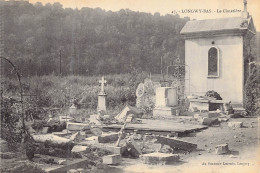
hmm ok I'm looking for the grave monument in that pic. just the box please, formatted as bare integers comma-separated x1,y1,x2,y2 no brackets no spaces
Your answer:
153,87,179,118
97,76,107,111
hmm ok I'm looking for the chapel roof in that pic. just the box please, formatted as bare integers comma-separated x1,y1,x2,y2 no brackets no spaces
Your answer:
180,16,255,37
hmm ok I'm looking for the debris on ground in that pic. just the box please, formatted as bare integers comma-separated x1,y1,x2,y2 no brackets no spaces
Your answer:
156,136,197,152
141,152,180,165
103,154,121,165
228,122,243,128
215,144,230,154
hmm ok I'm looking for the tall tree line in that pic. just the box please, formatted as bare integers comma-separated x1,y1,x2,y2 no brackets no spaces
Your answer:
2,2,189,76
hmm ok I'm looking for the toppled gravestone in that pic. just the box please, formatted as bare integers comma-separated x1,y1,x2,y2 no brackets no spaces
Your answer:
228,122,243,128
102,154,121,165
156,136,197,152
215,144,230,154
141,152,180,165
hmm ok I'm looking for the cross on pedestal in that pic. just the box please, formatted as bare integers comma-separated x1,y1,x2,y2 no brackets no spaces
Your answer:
99,76,107,95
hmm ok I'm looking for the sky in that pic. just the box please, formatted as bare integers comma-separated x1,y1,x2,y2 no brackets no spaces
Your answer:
29,0,260,31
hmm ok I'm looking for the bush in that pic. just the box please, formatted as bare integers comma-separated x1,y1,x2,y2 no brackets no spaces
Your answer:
205,90,222,100
205,90,222,111
0,97,22,151
245,66,260,116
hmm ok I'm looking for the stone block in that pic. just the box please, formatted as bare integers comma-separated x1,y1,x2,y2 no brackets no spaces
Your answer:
98,132,119,143
71,145,91,153
201,117,219,126
156,136,197,151
141,152,180,164
215,144,229,154
228,122,243,128
102,154,121,165
67,122,90,131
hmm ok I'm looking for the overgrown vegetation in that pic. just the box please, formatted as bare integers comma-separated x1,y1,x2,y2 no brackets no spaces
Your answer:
3,2,188,77
245,65,260,116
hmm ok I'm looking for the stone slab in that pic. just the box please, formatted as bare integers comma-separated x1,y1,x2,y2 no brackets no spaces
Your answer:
66,122,90,131
102,154,121,165
156,136,197,151
141,152,180,164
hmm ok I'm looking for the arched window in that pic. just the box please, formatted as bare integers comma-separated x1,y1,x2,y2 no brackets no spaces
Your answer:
208,47,219,77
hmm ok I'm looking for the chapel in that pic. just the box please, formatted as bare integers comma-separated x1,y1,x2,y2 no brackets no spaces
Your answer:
180,0,256,107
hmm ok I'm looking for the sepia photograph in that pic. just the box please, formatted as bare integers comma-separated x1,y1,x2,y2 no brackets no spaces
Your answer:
0,0,259,172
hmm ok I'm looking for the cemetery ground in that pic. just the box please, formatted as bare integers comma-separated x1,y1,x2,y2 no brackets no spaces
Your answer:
1,74,259,173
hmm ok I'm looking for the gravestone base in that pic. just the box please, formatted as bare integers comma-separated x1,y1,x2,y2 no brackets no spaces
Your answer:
153,106,180,119
97,94,107,111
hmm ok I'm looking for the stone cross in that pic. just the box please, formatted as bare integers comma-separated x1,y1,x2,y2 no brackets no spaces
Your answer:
99,76,107,94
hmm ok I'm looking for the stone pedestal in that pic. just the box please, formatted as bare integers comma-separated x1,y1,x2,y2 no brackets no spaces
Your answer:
153,106,180,118
98,93,107,111
153,87,179,118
